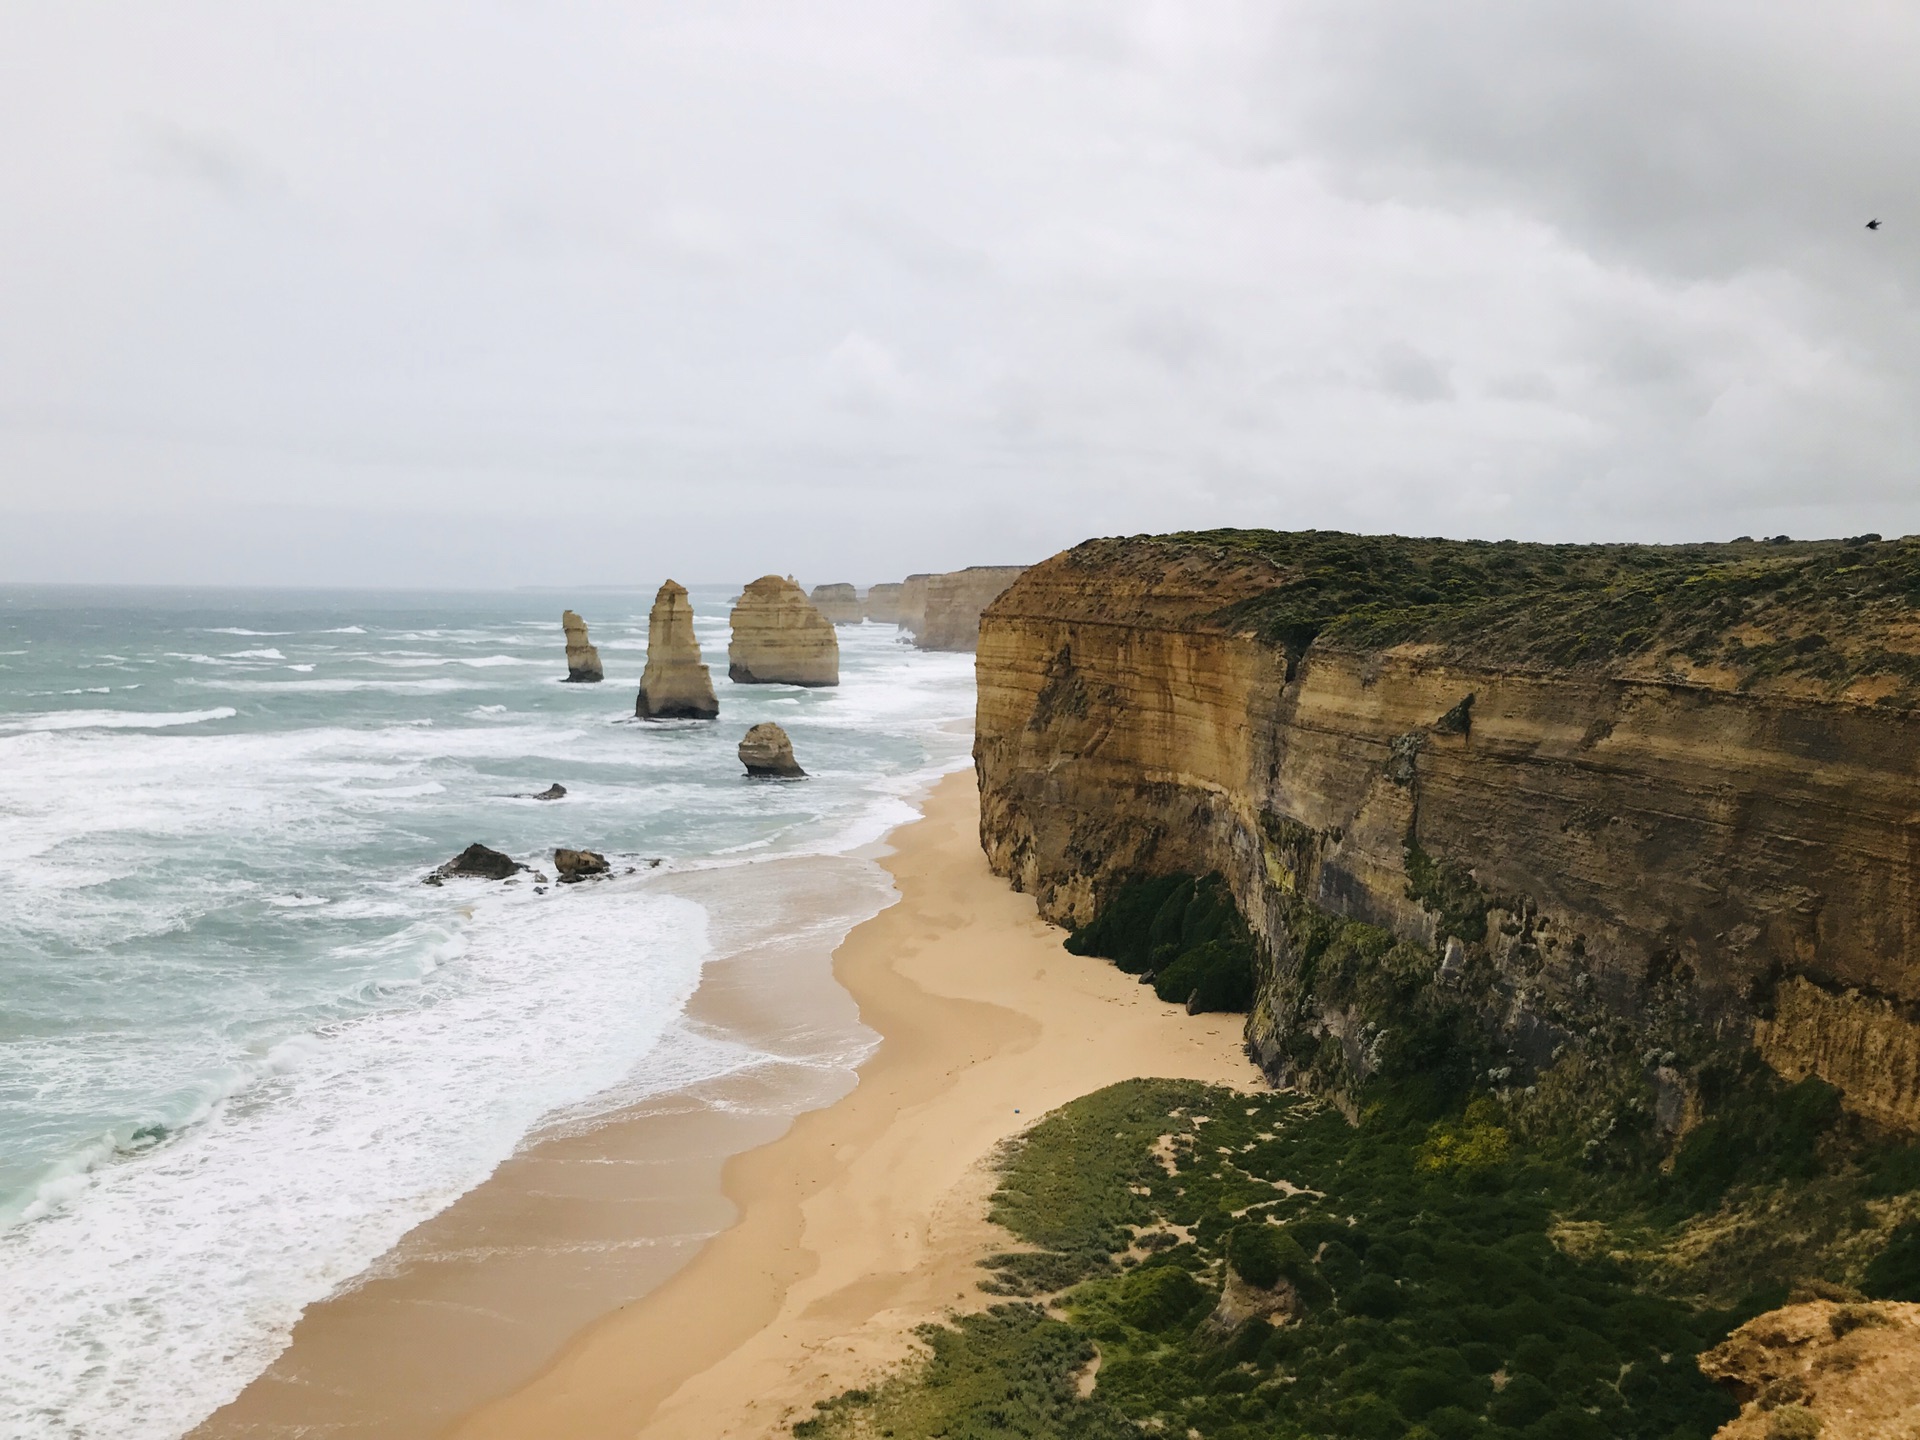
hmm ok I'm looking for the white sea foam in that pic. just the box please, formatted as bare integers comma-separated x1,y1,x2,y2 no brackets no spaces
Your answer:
0,707,237,733
0,886,710,1439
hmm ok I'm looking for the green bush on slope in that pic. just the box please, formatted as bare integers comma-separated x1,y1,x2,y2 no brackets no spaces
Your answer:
1065,873,1258,1012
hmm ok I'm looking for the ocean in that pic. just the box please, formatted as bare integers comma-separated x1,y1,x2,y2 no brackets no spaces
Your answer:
0,584,976,1439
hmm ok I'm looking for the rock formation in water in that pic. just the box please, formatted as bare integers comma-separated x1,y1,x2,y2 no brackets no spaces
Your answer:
1700,1299,1920,1438
424,843,525,884
554,847,610,883
636,581,720,720
561,610,604,683
728,575,839,686
975,530,1920,1133
915,566,1028,651
809,583,863,625
514,783,566,801
738,721,806,778
895,573,934,639
863,582,903,625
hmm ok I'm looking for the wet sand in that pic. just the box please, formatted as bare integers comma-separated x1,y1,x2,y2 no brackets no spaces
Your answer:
195,854,890,1439
449,771,1256,1440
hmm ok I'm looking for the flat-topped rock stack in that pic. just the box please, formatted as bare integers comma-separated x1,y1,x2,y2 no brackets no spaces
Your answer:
635,580,719,719
808,583,863,625
728,576,839,686
863,582,902,625
916,566,1029,651
561,610,603,682
895,574,933,639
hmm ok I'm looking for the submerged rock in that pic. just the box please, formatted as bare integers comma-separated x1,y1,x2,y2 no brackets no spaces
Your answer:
636,580,720,720
517,783,566,801
809,582,863,625
728,575,839,686
425,843,526,884
738,721,806,778
561,610,604,683
554,848,611,883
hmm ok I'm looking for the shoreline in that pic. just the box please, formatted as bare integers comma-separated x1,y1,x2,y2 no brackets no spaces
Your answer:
448,769,1256,1440
194,849,897,1440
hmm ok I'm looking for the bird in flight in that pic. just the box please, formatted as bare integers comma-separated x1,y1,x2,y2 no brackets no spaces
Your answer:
1867,219,1882,230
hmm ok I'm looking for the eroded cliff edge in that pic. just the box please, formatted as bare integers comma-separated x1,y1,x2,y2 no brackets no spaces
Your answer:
975,530,1920,1132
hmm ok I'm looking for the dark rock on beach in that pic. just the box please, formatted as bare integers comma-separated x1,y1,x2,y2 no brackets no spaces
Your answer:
424,843,527,884
554,848,610,883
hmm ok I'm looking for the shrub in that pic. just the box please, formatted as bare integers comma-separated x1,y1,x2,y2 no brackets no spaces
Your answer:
1227,1222,1306,1290
1863,1221,1920,1302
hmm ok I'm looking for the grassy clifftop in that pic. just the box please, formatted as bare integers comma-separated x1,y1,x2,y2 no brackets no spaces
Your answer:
1076,528,1920,701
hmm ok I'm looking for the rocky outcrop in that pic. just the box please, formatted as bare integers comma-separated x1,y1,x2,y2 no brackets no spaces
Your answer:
738,721,806,778
864,582,903,625
896,573,934,638
1700,1300,1920,1438
424,844,525,884
809,583,863,625
516,783,566,801
728,576,839,686
636,581,719,720
916,566,1028,651
554,848,610,883
561,610,604,683
974,531,1920,1129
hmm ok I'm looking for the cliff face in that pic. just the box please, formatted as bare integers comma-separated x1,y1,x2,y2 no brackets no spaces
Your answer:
896,573,933,638
729,575,839,686
864,582,903,625
809,583,864,625
916,566,1028,651
975,532,1920,1130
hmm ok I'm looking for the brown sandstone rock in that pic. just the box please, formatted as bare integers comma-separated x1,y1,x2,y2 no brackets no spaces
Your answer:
895,573,934,637
561,609,603,683
728,576,838,686
554,848,610,883
973,534,1920,1123
915,566,1028,651
809,583,863,625
1700,1300,1920,1439
636,581,719,720
864,582,903,625
738,721,806,778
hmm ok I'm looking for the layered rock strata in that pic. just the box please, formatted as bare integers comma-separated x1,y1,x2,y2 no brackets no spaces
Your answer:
863,582,903,625
635,580,719,719
895,573,934,638
728,575,839,686
916,565,1028,651
975,531,1920,1130
808,583,863,625
561,609,603,682
738,721,806,777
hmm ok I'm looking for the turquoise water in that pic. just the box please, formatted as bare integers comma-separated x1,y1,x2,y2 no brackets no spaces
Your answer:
0,584,975,1438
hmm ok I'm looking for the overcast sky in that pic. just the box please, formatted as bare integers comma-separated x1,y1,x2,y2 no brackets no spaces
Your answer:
1,3,1915,587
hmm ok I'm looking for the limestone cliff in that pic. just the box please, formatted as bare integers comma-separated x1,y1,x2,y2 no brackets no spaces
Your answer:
809,583,864,625
975,530,1920,1131
728,575,839,686
560,609,603,683
1700,1300,1920,1438
916,566,1028,652
635,580,719,719
864,582,903,625
895,573,933,638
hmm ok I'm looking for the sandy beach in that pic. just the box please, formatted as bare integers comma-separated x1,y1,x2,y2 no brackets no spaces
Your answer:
450,769,1255,1440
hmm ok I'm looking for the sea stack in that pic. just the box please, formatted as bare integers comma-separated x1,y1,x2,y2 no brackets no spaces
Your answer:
864,582,903,624
561,610,604,682
916,566,1029,651
738,721,806,778
635,580,719,719
728,575,839,686
809,583,863,625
